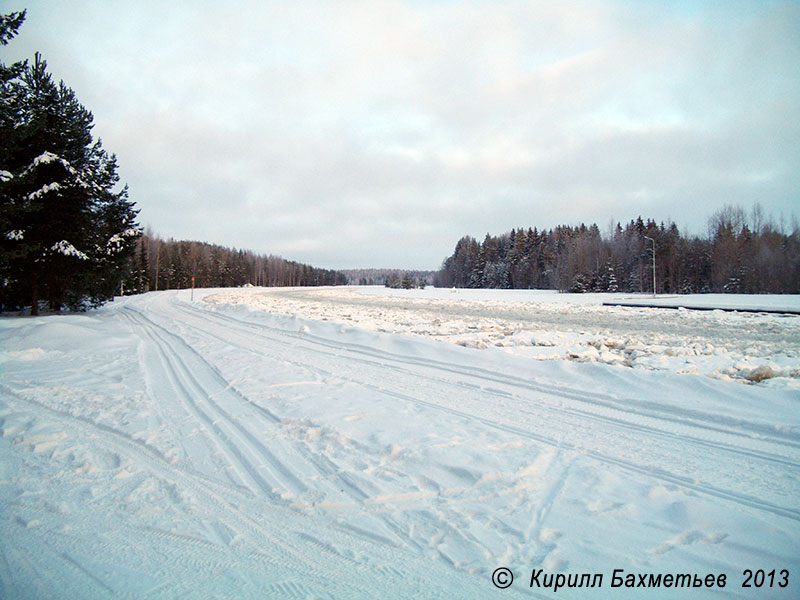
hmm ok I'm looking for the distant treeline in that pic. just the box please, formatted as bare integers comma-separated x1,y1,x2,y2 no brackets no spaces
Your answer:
340,268,435,286
123,232,347,293
435,205,799,294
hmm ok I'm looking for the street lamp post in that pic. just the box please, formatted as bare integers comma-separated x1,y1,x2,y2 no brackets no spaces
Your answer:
644,236,656,298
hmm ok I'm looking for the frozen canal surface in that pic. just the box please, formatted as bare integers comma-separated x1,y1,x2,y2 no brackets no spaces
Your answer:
1,287,798,598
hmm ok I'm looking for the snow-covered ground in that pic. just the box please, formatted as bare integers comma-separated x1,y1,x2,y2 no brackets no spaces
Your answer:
1,288,798,598
208,287,800,388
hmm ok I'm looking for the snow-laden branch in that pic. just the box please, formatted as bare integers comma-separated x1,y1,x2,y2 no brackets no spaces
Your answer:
51,240,89,260
105,228,140,255
19,153,103,200
76,176,103,193
21,151,77,177
26,182,62,201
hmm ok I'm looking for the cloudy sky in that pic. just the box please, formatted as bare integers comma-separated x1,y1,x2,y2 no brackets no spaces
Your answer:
5,1,799,269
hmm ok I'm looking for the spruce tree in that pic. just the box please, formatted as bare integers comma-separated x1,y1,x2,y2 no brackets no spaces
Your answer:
1,16,139,313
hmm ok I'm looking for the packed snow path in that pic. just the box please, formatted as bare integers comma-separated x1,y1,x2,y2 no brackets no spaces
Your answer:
1,289,798,598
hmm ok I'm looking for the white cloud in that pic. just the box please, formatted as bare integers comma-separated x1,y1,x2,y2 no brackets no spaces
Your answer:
5,0,798,268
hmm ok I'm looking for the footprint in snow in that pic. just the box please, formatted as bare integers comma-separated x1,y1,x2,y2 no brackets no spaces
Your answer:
585,499,627,515
543,554,569,572
539,528,562,543
647,529,728,555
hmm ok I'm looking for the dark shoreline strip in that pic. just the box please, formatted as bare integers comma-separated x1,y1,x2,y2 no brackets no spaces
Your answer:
601,302,800,316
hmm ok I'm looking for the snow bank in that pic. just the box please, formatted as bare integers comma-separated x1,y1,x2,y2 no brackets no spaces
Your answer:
205,287,800,388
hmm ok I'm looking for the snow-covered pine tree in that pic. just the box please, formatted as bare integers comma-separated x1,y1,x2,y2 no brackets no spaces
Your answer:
568,272,584,293
1,16,139,313
606,264,619,293
600,260,619,293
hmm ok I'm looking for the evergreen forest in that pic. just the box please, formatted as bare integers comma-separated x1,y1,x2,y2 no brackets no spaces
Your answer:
435,205,800,294
123,232,346,294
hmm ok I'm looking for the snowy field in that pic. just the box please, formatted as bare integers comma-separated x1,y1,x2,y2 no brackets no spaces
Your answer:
209,287,800,388
1,287,798,598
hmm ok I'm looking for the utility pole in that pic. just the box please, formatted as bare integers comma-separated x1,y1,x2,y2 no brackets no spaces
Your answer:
644,236,656,297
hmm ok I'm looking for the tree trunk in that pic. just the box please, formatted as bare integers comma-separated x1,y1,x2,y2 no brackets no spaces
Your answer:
31,283,39,316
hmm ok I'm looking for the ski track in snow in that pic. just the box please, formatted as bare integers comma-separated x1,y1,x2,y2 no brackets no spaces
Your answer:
1,287,798,599
172,297,800,520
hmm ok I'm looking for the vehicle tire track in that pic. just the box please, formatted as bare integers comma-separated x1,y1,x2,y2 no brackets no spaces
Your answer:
180,301,800,451
0,384,389,598
123,304,476,554
170,299,800,523
122,305,435,555
174,300,800,478
121,308,308,499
